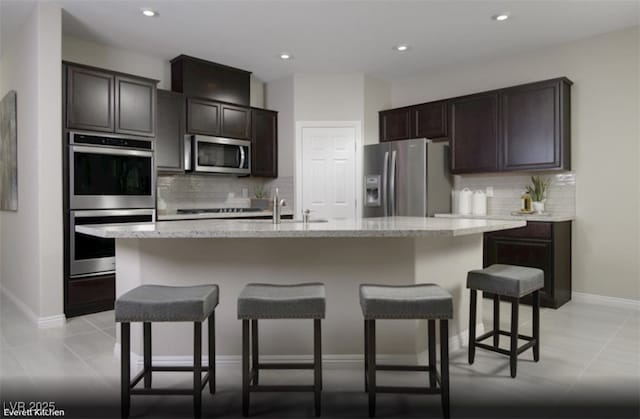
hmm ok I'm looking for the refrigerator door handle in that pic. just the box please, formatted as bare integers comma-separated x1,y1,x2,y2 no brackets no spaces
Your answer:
390,150,397,216
382,151,389,217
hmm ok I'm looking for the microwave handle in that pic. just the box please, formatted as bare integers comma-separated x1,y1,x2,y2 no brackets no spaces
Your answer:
239,145,245,169
184,136,192,171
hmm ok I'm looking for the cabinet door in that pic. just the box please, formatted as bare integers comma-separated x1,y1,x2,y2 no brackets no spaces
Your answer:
220,104,251,140
115,76,156,137
450,93,499,173
484,236,554,307
66,66,115,132
379,108,412,142
251,109,278,178
187,98,220,135
156,90,185,172
414,101,448,140
501,80,562,171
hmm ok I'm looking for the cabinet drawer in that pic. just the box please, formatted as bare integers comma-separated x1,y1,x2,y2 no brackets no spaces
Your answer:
67,274,115,306
487,221,552,240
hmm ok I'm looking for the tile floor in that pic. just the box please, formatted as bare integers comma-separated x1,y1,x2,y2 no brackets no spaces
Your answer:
1,293,638,418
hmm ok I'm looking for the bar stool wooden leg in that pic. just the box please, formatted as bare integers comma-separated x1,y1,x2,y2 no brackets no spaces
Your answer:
367,320,376,418
440,320,450,419
194,322,202,418
510,299,519,378
468,289,477,364
533,291,540,362
121,322,130,419
428,320,437,388
251,319,259,386
208,312,216,394
493,295,500,348
314,319,322,417
242,320,250,417
364,320,369,392
143,322,152,389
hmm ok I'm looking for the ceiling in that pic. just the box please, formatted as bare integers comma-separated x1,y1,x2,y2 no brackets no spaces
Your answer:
2,1,639,82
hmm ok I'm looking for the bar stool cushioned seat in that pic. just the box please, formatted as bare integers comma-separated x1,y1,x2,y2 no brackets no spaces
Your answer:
467,264,543,298
115,284,219,322
359,283,453,418
467,264,544,379
116,284,219,419
360,284,453,319
238,283,326,319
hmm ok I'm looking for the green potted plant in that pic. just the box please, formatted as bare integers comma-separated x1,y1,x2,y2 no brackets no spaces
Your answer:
251,185,270,210
525,176,551,214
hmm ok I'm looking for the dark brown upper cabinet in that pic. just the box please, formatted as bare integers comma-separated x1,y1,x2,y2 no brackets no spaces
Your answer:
450,93,500,173
251,108,278,178
501,78,571,171
186,98,220,136
220,103,251,140
65,63,157,137
115,75,156,137
156,90,186,173
171,55,251,106
379,108,412,142
186,98,251,140
413,101,448,140
381,77,572,174
379,100,448,143
66,66,115,133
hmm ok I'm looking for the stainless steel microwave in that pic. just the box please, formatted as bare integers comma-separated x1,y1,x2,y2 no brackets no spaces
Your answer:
185,135,251,175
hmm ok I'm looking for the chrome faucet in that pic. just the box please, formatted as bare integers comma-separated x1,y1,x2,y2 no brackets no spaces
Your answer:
272,188,287,224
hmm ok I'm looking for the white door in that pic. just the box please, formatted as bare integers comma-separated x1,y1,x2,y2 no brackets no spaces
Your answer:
301,126,357,220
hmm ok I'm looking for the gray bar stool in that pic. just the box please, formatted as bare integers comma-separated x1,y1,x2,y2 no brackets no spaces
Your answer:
115,284,219,419
359,284,453,419
237,283,326,417
467,264,543,378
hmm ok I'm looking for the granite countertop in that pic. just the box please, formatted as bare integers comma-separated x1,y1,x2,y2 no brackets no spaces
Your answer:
435,213,575,222
158,209,294,221
76,216,526,239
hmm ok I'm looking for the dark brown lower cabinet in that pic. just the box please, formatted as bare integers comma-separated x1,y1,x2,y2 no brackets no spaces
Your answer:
65,274,115,317
483,221,571,309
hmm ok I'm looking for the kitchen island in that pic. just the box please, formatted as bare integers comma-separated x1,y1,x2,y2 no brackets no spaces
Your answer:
77,217,525,363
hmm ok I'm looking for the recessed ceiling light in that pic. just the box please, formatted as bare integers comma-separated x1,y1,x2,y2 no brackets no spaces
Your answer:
141,8,158,17
394,45,409,52
492,13,510,21
279,53,292,60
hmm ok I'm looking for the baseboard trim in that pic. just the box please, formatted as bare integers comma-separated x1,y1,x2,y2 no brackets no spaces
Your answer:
37,314,67,328
1,285,66,328
572,292,640,309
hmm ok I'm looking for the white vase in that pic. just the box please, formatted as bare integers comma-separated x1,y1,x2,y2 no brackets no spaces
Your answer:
532,201,545,214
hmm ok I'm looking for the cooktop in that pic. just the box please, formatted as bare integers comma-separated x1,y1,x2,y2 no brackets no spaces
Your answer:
176,208,263,214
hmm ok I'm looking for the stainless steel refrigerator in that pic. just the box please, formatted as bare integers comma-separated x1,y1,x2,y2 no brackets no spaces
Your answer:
363,139,452,218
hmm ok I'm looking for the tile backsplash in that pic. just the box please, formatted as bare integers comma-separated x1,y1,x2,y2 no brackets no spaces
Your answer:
157,174,294,212
453,172,576,216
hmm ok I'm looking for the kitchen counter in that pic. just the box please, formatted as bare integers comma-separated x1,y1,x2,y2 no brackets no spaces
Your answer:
157,209,294,221
77,216,525,239
435,213,575,222
80,216,524,361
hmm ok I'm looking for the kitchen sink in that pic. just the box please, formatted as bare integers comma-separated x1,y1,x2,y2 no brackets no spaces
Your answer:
239,219,328,224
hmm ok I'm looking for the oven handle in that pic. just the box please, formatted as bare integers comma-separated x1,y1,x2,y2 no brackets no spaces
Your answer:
72,209,156,219
71,145,153,158
239,146,245,169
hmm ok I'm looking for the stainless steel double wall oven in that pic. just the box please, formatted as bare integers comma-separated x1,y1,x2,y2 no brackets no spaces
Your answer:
67,131,155,304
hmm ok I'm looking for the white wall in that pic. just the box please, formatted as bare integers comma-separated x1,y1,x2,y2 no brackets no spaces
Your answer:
0,3,63,320
392,27,640,300
265,76,295,178
293,73,365,121
62,36,170,89
364,75,390,145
